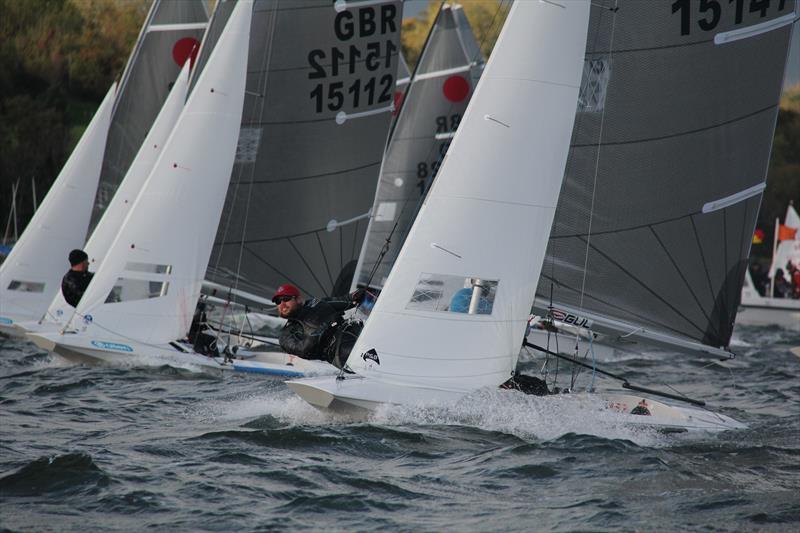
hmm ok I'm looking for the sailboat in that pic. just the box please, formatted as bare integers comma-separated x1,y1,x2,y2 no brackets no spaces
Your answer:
34,2,399,376
0,84,116,334
21,61,193,335
27,0,253,371
288,0,794,432
0,0,209,336
738,203,800,329
352,2,484,296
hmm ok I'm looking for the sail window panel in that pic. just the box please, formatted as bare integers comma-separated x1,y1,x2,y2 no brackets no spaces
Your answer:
124,262,173,275
235,127,263,164
7,280,45,293
105,279,169,304
578,58,610,113
407,274,497,315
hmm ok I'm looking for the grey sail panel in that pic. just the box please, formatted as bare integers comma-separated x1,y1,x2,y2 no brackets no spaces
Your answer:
206,0,403,301
534,0,795,350
354,3,484,289
90,0,209,232
188,0,236,95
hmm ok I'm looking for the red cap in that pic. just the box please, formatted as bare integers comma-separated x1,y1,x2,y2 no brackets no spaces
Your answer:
272,284,300,303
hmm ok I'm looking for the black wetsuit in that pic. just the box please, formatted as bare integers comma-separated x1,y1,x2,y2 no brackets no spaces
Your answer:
279,297,360,368
61,270,94,307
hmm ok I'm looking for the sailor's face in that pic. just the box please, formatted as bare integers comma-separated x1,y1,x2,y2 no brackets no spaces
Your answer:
277,296,300,318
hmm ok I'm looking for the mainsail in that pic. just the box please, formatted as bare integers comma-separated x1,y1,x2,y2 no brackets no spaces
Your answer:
90,0,208,232
338,0,590,391
353,2,484,291
533,0,796,356
199,0,403,302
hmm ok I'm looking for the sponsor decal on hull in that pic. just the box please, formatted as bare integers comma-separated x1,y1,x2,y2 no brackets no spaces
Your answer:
91,340,133,352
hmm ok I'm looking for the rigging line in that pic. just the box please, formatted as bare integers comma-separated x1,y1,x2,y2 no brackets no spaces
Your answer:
242,245,310,296
524,341,707,407
314,230,336,291
551,209,703,239
648,225,716,332
578,0,619,315
571,104,777,148
538,272,706,342
243,161,381,185
721,209,730,328
287,236,329,296
576,236,707,337
350,218,360,262
689,214,719,310
231,0,278,300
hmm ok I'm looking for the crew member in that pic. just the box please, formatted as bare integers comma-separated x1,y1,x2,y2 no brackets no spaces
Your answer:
274,284,364,368
61,249,94,307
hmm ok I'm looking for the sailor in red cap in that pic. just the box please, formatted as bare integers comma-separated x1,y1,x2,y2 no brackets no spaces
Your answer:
273,283,366,368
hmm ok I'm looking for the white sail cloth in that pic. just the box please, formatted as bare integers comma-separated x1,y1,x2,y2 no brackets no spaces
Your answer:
63,0,251,345
344,0,591,391
0,84,116,327
34,61,192,331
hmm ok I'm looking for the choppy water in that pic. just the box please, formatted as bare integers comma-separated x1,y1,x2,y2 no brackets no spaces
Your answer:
1,325,799,532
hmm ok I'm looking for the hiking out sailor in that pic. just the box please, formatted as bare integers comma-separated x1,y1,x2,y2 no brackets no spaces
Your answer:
273,283,365,369
61,249,94,307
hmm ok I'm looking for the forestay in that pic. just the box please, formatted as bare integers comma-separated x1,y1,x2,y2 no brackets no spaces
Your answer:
199,0,403,303
344,0,591,391
533,0,796,355
63,1,251,345
39,62,191,329
353,3,484,292
0,84,116,327
90,0,208,232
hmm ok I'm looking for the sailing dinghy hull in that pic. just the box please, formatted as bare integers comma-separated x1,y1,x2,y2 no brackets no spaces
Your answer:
288,376,746,432
26,331,336,377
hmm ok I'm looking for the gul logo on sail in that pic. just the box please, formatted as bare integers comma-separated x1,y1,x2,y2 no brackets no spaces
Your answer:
551,309,593,328
361,348,380,365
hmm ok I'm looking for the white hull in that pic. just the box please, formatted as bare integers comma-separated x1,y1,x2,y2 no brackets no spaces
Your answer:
287,375,746,432
526,326,637,361
736,300,800,330
26,331,336,378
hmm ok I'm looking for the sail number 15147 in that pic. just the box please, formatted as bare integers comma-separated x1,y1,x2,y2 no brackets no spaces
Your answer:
671,0,790,35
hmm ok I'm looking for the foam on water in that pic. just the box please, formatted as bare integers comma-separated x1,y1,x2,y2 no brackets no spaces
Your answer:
370,389,668,447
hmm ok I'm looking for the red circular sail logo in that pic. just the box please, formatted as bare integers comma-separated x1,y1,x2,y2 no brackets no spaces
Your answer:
172,37,201,67
442,75,469,103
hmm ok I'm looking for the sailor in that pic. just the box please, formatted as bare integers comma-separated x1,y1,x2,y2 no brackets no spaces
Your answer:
273,283,365,368
61,249,94,307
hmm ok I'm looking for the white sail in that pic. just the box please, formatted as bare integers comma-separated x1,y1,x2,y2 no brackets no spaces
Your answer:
0,84,116,328
62,0,251,345
338,0,590,392
36,61,192,330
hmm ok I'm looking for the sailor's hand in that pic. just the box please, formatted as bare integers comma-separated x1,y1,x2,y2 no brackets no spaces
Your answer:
349,288,366,304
